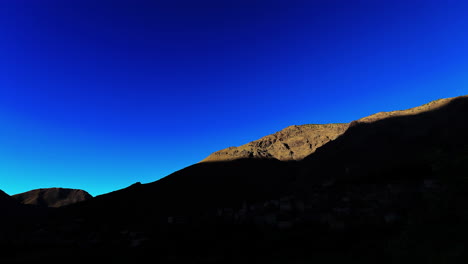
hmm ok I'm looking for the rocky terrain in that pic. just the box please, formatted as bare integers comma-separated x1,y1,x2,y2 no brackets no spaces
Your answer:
201,123,349,162
2,95,468,264
201,97,459,163
13,188,92,208
355,97,455,123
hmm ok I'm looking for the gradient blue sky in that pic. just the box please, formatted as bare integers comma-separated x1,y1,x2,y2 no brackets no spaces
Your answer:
1,0,467,196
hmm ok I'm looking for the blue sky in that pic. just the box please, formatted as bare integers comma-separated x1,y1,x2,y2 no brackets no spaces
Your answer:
1,0,467,196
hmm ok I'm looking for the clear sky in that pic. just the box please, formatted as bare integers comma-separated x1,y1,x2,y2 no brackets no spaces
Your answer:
1,0,467,196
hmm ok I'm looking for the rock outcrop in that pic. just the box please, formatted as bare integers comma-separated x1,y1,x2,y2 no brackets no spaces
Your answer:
202,96,467,163
13,188,92,208
3,95,468,263
201,123,349,162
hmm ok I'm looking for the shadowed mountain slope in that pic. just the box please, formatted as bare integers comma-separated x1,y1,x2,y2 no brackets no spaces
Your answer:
356,97,456,123
0,190,48,241
56,95,467,222
62,158,295,224
201,97,460,163
4,95,468,264
0,190,19,209
297,95,468,185
13,188,92,208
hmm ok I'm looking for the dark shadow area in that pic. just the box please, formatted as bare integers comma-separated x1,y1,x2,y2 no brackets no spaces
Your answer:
2,96,468,263
297,95,468,185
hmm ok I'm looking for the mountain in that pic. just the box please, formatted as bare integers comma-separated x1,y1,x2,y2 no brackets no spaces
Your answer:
355,96,455,123
13,188,93,208
3,95,468,263
201,97,456,163
201,123,349,162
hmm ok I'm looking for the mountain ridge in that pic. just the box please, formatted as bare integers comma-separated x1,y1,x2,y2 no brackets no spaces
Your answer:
201,123,349,162
3,95,468,263
202,95,467,163
13,188,93,208
355,96,458,123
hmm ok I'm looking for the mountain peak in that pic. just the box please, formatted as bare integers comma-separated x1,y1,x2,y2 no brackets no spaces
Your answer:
201,123,349,162
201,95,467,163
13,188,92,208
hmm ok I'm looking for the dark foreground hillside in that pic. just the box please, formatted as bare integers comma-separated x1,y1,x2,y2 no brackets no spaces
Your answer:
2,96,468,263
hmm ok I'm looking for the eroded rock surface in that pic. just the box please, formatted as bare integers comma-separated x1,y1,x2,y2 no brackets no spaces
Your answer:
201,123,349,162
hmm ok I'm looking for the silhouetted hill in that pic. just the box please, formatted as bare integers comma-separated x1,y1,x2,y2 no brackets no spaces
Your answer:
3,95,468,263
13,188,92,208
298,95,468,185
61,158,294,225
0,190,19,209
0,189,49,249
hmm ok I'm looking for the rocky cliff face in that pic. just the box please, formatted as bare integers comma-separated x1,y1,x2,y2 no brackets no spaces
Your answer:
202,96,465,163
13,188,92,208
201,123,350,162
3,95,468,263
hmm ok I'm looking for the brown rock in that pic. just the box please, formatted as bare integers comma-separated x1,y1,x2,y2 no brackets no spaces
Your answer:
13,188,92,208
201,96,468,163
201,123,350,162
